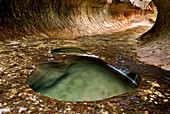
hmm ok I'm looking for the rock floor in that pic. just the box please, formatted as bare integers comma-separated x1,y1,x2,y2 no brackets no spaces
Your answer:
0,26,169,113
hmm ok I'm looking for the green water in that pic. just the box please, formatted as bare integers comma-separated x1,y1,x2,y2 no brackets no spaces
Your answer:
50,47,86,55
28,56,137,101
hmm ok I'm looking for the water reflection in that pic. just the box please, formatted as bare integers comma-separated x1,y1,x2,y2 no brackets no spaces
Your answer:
50,47,86,55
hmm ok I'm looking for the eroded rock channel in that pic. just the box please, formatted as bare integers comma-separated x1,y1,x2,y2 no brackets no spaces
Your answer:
28,56,140,101
0,0,169,113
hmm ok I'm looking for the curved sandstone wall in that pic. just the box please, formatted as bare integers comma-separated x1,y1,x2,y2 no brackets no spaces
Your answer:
0,0,143,39
0,0,169,113
136,0,170,70
0,0,169,70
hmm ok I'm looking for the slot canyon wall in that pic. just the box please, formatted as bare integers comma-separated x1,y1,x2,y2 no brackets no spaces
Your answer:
0,0,169,70
136,0,170,70
0,0,148,39
0,0,169,113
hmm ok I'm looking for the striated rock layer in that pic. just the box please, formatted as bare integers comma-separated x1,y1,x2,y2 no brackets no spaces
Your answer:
0,0,168,70
135,0,170,70
0,0,152,39
0,0,169,113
